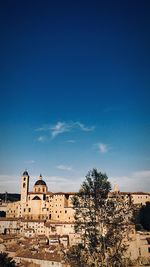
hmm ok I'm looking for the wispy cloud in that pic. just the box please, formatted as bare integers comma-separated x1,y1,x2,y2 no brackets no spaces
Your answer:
56,165,73,171
24,160,35,164
51,121,95,138
36,121,95,139
37,136,47,143
66,140,76,143
75,122,95,132
95,143,109,153
132,170,150,179
0,175,19,193
46,175,83,192
51,122,71,138
35,125,50,132
1,169,150,194
110,169,150,192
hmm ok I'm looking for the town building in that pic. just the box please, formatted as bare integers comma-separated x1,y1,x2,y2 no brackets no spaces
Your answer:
0,171,150,266
6,171,75,222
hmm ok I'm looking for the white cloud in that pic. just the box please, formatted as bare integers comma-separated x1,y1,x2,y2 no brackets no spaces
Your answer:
1,169,150,194
51,121,95,138
37,136,47,143
110,170,150,192
97,143,109,153
46,175,83,192
66,140,76,143
51,122,71,138
132,170,150,179
24,160,35,164
56,165,73,171
36,121,95,139
0,175,19,193
75,122,95,132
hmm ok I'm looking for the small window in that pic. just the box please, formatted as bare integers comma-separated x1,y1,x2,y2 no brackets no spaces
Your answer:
65,210,67,213
28,208,31,212
148,247,150,253
23,183,26,188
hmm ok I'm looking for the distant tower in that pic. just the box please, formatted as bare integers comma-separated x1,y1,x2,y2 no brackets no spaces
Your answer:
21,171,29,202
5,192,8,203
114,183,119,193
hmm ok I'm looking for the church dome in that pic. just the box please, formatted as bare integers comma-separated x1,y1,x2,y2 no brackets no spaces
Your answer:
35,180,46,186
34,174,47,187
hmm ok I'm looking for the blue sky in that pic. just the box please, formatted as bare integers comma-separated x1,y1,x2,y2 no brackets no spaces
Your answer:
0,0,150,193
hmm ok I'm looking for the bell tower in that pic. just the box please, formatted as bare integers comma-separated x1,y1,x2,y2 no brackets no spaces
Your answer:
21,171,29,203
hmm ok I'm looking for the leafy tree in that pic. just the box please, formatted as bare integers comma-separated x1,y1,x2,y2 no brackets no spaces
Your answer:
0,253,16,267
139,202,150,231
65,169,133,267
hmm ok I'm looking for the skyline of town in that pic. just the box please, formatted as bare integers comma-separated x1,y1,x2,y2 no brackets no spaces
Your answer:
0,1,150,193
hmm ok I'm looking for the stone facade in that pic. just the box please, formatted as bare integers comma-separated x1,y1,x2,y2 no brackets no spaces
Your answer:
6,171,75,222
1,171,150,265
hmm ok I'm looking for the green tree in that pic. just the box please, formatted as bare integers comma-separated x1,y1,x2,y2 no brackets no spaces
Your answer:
65,169,133,267
139,202,150,231
0,253,16,267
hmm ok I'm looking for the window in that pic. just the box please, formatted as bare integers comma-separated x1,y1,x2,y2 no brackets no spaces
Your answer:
24,177,26,181
23,183,26,188
148,247,150,253
139,248,141,256
38,188,40,192
24,209,26,212
28,208,31,212
65,210,67,213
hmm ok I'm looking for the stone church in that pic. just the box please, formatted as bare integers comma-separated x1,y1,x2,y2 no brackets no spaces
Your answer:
6,171,75,221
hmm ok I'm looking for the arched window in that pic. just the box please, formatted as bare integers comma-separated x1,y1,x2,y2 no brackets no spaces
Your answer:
38,188,40,192
32,196,41,200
